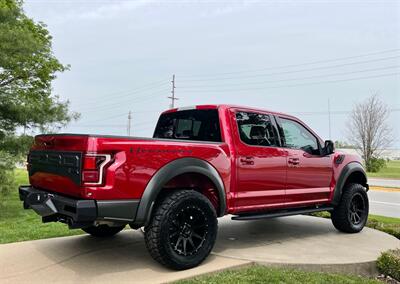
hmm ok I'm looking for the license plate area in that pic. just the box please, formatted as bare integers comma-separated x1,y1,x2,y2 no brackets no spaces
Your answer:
28,150,82,185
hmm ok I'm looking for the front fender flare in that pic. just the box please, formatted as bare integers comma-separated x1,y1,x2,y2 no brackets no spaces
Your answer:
332,162,368,206
133,157,227,226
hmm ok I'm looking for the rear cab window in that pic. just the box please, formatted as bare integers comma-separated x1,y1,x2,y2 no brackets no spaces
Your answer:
154,109,222,142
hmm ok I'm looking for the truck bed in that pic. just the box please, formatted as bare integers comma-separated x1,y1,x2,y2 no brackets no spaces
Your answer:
28,133,230,200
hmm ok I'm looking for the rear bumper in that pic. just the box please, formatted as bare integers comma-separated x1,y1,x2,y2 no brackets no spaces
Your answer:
19,186,139,228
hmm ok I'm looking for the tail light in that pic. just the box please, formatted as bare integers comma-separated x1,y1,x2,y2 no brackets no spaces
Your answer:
82,154,112,185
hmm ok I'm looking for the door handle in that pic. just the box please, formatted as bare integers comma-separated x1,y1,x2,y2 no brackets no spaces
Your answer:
288,158,300,166
240,157,254,165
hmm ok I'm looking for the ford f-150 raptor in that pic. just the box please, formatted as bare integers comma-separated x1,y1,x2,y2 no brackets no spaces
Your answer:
19,104,369,270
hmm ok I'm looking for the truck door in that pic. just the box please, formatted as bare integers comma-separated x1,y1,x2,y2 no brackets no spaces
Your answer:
275,116,333,207
233,110,287,213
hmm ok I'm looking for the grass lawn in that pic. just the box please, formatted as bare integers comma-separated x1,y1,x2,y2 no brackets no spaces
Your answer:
367,160,400,179
176,265,380,284
0,169,83,244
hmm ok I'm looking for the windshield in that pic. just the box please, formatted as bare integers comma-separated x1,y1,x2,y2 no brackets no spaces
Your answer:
153,109,221,142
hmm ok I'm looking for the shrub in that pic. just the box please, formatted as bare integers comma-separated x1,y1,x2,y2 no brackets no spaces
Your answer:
376,249,400,281
367,218,400,240
0,151,16,196
366,158,386,172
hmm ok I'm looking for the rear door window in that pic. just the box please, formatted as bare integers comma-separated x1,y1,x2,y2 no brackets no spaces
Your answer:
236,111,279,147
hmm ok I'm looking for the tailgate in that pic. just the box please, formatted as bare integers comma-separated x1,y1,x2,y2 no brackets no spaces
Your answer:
28,135,89,198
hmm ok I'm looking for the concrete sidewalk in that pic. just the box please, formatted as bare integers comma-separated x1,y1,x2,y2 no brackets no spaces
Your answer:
1,216,399,283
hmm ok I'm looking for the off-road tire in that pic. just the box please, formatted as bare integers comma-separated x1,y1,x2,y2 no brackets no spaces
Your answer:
331,183,369,233
82,224,125,237
144,190,218,270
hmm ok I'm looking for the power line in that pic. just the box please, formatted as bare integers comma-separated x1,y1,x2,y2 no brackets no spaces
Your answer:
179,65,400,89
77,88,169,113
292,108,400,116
72,110,164,126
63,109,400,132
179,55,400,82
180,72,400,93
69,124,127,128
78,112,128,124
76,80,169,110
179,48,400,78
65,120,158,130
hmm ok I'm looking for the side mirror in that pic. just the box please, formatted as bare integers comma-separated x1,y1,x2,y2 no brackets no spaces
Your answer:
323,140,334,155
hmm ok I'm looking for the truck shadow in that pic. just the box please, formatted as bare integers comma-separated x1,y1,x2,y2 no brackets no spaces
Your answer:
33,230,172,278
33,215,338,278
214,215,336,252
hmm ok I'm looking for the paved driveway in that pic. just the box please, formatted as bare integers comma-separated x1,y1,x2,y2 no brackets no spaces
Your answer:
1,216,398,283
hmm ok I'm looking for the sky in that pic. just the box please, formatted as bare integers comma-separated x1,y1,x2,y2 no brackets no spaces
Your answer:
23,0,400,147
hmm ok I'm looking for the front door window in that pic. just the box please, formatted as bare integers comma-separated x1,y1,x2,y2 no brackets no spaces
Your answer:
279,118,320,155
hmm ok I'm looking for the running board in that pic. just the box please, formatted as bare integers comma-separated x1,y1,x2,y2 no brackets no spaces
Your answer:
231,206,334,221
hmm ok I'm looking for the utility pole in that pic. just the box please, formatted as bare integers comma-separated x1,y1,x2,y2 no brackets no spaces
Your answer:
168,74,178,108
328,99,331,140
127,111,132,136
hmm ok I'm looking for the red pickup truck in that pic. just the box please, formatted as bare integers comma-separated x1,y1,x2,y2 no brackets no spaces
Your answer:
19,104,369,270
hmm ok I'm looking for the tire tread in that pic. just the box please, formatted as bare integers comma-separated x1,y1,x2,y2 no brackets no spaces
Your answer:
144,190,217,270
331,183,368,233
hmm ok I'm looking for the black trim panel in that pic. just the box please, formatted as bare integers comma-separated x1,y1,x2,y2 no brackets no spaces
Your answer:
19,185,96,223
97,200,139,222
19,186,139,227
232,205,334,220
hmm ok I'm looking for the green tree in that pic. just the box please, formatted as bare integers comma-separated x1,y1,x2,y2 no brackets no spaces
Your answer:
0,0,78,194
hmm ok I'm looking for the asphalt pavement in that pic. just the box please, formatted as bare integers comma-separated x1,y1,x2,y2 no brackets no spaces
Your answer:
369,178,400,188
368,189,400,218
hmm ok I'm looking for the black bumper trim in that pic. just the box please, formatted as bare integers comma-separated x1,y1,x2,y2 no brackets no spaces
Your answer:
97,200,139,222
19,186,139,227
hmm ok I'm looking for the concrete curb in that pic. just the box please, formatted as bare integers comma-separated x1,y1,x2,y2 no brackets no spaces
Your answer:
210,253,380,277
370,186,400,192
163,261,255,284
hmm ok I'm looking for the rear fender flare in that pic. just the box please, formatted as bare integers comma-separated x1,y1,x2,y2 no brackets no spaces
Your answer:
332,162,368,206
134,157,227,226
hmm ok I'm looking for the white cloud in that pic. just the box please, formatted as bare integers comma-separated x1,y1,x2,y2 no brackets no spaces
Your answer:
198,0,263,18
26,0,157,24
76,0,156,20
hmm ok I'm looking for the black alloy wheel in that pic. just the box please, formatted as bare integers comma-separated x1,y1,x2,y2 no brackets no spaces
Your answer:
169,205,208,257
331,183,369,233
144,190,218,270
349,192,366,226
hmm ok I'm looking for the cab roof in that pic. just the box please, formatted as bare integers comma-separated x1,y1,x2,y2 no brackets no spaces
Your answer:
162,104,297,120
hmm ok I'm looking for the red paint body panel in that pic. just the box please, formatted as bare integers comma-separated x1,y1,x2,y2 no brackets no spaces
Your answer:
27,104,364,215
